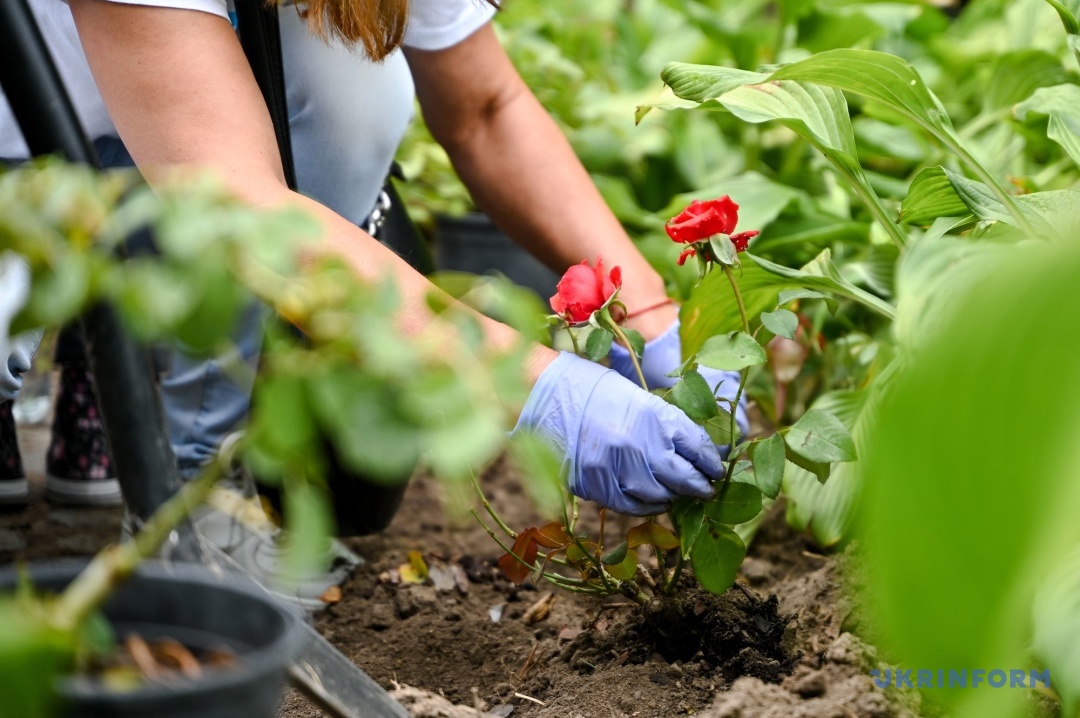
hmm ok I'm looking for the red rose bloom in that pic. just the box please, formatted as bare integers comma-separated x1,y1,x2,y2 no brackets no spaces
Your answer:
665,197,740,244
550,257,622,324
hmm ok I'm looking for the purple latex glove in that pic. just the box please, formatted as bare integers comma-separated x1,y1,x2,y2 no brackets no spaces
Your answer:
514,352,724,516
609,319,749,443
0,253,42,403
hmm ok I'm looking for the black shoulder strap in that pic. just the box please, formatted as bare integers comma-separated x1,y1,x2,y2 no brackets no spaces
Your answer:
233,1,297,190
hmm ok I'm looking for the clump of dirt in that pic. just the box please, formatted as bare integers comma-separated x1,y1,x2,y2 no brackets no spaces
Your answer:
553,581,800,684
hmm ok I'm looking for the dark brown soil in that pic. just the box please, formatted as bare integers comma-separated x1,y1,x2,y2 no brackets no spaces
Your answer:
3,416,927,718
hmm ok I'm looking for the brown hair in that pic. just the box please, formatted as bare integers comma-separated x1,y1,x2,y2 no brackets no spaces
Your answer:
301,0,499,62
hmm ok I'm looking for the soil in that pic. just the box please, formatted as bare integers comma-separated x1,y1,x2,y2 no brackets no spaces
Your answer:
5,417,931,718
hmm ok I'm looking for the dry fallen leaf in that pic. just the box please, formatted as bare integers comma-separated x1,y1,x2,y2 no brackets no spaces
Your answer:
521,592,557,624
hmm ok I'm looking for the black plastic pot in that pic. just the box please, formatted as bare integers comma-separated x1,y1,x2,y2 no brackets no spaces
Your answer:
0,561,304,718
433,213,560,300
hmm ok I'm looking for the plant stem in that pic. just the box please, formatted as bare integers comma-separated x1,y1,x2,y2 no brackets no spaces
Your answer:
470,470,516,538
51,462,223,633
608,322,648,391
568,328,581,356
722,265,750,475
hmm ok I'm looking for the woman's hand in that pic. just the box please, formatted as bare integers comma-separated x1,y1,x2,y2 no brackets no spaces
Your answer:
514,352,724,516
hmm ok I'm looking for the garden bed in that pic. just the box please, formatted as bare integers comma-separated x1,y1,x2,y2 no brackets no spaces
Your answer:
280,458,922,718
2,427,923,718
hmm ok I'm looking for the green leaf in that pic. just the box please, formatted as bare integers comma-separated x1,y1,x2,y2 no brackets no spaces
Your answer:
672,497,706,561
586,327,614,362
984,50,1070,111
656,63,905,249
690,523,746,595
704,409,741,447
777,288,839,315
656,64,767,105
668,370,720,422
606,549,639,582
697,331,766,372
508,431,566,518
785,450,832,485
679,250,892,359
749,434,785,500
760,309,798,340
749,251,897,320
785,409,858,464
709,236,739,267
704,481,763,525
281,481,334,589
769,49,954,138
601,540,629,566
1045,0,1080,36
1015,84,1080,170
900,167,968,226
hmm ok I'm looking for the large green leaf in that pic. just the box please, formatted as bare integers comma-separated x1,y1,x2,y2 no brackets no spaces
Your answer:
1015,84,1080,171
862,240,1080,715
697,331,767,372
785,409,858,464
750,251,897,319
691,522,746,595
767,49,1031,233
704,481,763,525
984,50,1070,111
668,370,720,422
652,64,905,248
749,433,785,500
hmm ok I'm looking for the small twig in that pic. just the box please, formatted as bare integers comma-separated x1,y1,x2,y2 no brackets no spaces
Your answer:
514,692,547,706
517,641,541,682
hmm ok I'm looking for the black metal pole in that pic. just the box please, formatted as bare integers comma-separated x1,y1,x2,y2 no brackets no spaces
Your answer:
0,0,190,530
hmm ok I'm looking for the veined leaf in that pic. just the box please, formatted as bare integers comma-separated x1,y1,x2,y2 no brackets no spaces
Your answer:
691,523,746,595
697,331,767,372
786,409,858,464
768,49,955,139
900,167,968,226
749,433,785,500
1015,84,1080,171
654,63,905,249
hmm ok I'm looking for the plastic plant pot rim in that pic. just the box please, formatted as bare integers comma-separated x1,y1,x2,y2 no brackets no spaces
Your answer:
0,559,305,703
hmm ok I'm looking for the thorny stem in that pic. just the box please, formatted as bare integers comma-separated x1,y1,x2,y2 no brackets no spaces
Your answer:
51,461,224,633
608,322,648,391
722,265,751,483
567,327,581,357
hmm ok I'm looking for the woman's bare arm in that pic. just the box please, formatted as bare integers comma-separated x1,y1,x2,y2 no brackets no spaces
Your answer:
67,0,555,382
405,26,679,340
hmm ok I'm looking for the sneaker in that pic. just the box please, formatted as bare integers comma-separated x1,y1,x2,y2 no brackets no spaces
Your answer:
45,364,122,506
190,483,362,610
0,401,28,506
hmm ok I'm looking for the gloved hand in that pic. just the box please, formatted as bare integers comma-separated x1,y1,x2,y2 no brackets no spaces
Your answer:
514,352,724,516
609,319,749,442
0,253,42,404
